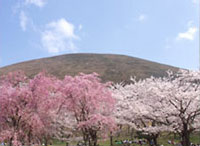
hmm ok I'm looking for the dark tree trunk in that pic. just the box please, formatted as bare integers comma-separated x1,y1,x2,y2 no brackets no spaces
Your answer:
28,129,32,146
82,130,89,146
110,131,113,146
9,137,13,146
90,130,97,146
93,138,97,146
152,136,158,146
88,138,91,146
181,123,190,146
44,137,48,146
145,134,158,146
174,133,177,139
146,138,151,146
181,131,190,146
182,134,190,146
83,134,87,146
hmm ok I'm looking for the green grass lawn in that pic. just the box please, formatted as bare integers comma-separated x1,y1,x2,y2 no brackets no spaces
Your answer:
51,132,200,146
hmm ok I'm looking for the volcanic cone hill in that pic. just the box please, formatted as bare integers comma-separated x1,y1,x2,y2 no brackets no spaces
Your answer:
0,54,178,83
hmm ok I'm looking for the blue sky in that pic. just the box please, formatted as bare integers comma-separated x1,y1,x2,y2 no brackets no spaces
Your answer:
0,0,199,70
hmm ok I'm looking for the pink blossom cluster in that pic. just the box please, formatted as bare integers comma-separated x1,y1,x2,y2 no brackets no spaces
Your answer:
0,71,116,146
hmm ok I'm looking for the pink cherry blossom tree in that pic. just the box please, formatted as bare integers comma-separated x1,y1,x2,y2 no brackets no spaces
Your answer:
0,71,59,146
0,70,27,87
27,72,61,145
57,73,116,146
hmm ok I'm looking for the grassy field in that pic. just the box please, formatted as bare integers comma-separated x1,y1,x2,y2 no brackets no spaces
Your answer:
51,133,200,146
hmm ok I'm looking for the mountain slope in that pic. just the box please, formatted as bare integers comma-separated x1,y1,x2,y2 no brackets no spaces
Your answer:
0,54,178,83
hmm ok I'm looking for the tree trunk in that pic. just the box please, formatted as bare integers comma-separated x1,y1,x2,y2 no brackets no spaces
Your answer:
83,134,87,146
127,125,130,136
181,132,190,146
146,138,151,146
110,131,113,146
28,129,32,146
82,131,89,146
93,138,97,146
88,138,91,146
153,136,158,146
8,137,13,146
145,134,158,146
181,123,190,146
130,128,134,139
174,133,177,139
44,137,48,146
90,131,97,146
90,136,97,146
182,134,190,146
117,124,122,137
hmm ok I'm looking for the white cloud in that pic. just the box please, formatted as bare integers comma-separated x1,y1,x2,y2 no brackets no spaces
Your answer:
192,0,198,4
14,0,47,32
19,11,37,32
138,14,147,22
78,24,83,31
25,0,46,7
176,26,198,41
41,18,79,54
19,11,28,31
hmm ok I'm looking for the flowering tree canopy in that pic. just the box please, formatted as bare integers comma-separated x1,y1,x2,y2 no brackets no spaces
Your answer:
112,70,200,146
0,71,59,146
3,69,200,146
57,73,116,146
112,80,168,146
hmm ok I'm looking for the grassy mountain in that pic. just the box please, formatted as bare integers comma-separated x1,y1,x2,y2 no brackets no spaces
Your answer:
0,53,178,83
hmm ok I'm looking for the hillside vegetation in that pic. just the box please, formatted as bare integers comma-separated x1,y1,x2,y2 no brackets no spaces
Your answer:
0,54,178,83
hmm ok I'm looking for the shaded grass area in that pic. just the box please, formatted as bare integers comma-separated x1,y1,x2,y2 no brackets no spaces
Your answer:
52,133,200,146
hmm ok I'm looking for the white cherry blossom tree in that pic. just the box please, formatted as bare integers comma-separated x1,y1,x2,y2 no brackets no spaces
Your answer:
112,70,200,146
